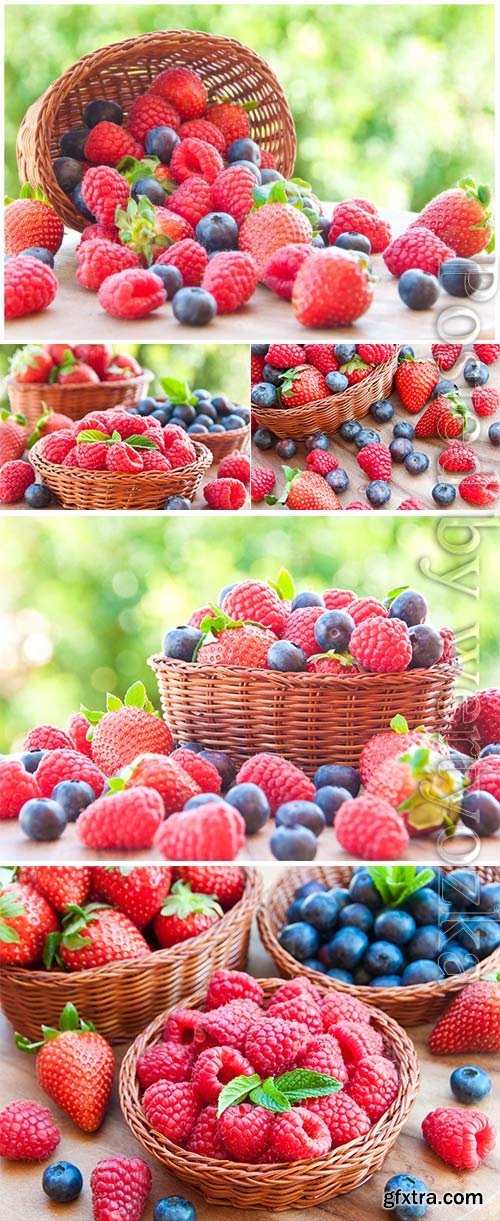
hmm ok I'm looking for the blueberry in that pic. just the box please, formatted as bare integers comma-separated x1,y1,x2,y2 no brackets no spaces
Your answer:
439,944,476,975
132,177,166,206
251,344,269,357
370,398,395,423
314,785,352,826
145,126,180,162
152,407,171,425
488,422,500,446
286,897,308,922
194,414,214,430
164,495,193,510
366,479,391,507
442,867,481,908
198,750,236,791
401,960,444,985
404,451,429,475
438,257,484,297
365,940,404,976
348,870,381,909
393,420,414,439
431,378,458,399
408,624,444,667
262,364,283,386
479,881,500,915
153,1196,197,1221
353,966,372,985
407,925,447,960
389,589,427,626
275,439,297,460
314,609,355,652
301,890,340,931
326,926,369,969
227,137,261,165
314,764,360,796
481,743,500,757
218,582,237,604
71,181,96,221
172,287,217,326
374,909,417,945
162,625,203,661
52,156,84,194
316,215,332,241
137,396,162,416
450,1066,492,1105
295,880,328,900
261,168,285,184
327,968,354,983
233,404,250,424
339,419,362,441
398,346,415,362
291,591,325,610
20,750,46,773
24,483,52,508
334,231,371,254
371,975,402,987
196,212,239,252
458,916,500,958
172,403,196,425
51,781,95,822
338,902,374,934
334,343,356,363
60,126,91,160
398,269,440,309
184,792,224,809
326,467,349,493
432,482,456,507
267,640,307,672
390,437,413,462
42,1161,83,1203
304,957,327,972
305,432,329,452
448,748,473,773
408,888,450,925
326,371,349,394
252,383,277,409
224,783,270,833
84,97,123,127
19,798,66,841
355,427,381,449
20,247,55,267
275,799,326,837
463,358,489,387
224,413,247,431
384,1173,429,1220
278,921,321,958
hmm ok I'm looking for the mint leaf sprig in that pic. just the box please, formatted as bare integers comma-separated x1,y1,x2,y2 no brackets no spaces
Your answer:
217,1069,341,1117
367,865,435,908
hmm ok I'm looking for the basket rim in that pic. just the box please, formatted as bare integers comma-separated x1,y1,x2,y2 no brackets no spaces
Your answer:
5,369,153,394
252,351,399,423
149,653,459,685
0,867,261,990
31,436,212,481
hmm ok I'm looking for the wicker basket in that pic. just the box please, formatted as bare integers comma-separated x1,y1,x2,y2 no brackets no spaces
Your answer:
252,350,399,440
5,371,153,430
197,424,249,464
257,866,500,1026
119,977,419,1210
17,31,297,233
149,656,457,771
30,438,212,510
0,869,261,1043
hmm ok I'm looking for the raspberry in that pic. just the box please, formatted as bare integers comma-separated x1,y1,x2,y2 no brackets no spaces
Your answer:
271,1107,331,1161
330,1020,384,1066
473,343,500,364
383,227,455,276
218,451,250,483
187,1105,227,1157
84,122,142,167
163,1008,205,1046
357,343,396,364
192,1046,255,1104
0,1099,61,1161
155,238,209,287
168,177,213,228
154,801,246,862
76,787,164,850
458,472,500,506
212,166,256,225
266,342,305,368
76,239,140,291
202,251,257,313
206,103,250,151
151,67,207,121
79,222,120,244
127,93,180,143
239,203,313,280
306,1092,371,1146
346,501,374,510
4,256,58,320
37,430,76,463
467,756,500,802
251,353,265,383
263,242,315,299
268,978,321,1006
62,448,78,468
23,724,73,752
106,441,143,473
170,138,224,186
98,269,166,319
34,747,104,798
245,1017,312,1077
222,579,288,635
187,605,214,629
219,1102,273,1162
260,149,277,169
357,442,392,481
166,437,197,468
304,343,339,374
323,588,355,610
81,166,130,229
298,1034,349,1084
431,343,463,370
348,1055,400,1120
335,794,410,859
206,969,264,1011
141,451,171,471
321,993,373,1029
422,1108,496,1170
439,627,457,664
0,460,36,503
282,606,325,657
398,497,425,510
347,596,388,625
350,615,412,673
142,1079,201,1145
203,478,247,509
306,449,339,475
90,1156,152,1221
170,748,222,794
236,753,315,814
268,996,323,1035
251,466,275,501
328,200,391,253
200,999,262,1053
76,441,108,470
179,119,225,152
136,1042,195,1089
438,442,477,472
471,387,499,417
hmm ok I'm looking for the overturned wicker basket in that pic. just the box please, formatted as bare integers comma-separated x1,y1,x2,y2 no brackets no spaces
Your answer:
119,977,420,1210
149,656,457,771
17,30,297,233
6,370,153,430
30,437,211,510
0,868,261,1043
252,350,399,440
196,423,250,464
257,865,500,1026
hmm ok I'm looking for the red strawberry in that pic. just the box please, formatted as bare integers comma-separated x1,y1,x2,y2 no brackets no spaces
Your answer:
0,881,58,966
417,178,493,257
278,467,343,511
46,904,151,972
239,201,313,281
292,248,373,327
153,880,222,947
458,472,500,506
86,682,172,775
32,866,91,912
5,188,64,256
91,1156,152,1221
431,343,463,370
9,344,53,383
438,442,477,473
91,865,173,927
340,356,371,385
449,688,500,755
279,365,327,406
357,442,392,480
0,409,28,465
175,865,245,910
471,386,500,417
151,66,207,120
429,979,500,1054
414,392,468,440
16,1003,114,1133
197,621,276,667
73,343,113,378
394,356,440,412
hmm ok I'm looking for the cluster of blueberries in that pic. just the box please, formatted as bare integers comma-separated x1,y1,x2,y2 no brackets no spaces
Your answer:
127,389,249,436
278,867,500,986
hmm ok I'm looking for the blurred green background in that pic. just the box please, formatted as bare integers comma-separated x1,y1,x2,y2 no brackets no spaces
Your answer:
1,516,497,751
5,4,494,210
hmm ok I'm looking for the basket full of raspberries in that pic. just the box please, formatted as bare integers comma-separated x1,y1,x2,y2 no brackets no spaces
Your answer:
0,865,261,1042
119,970,420,1209
151,571,458,771
6,343,152,427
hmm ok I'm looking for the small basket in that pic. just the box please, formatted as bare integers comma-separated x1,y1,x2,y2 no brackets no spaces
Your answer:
252,351,399,440
119,977,420,1210
197,424,249,464
257,865,500,1026
0,868,261,1043
30,438,212,510
149,656,457,771
17,30,297,233
5,370,153,430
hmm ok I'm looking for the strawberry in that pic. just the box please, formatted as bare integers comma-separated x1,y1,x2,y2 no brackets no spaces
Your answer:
438,442,477,473
471,386,500,417
0,409,28,465
73,343,113,378
340,356,371,385
0,880,58,967
239,200,313,279
84,681,172,775
153,880,223,948
251,467,275,501
124,754,200,814
431,343,463,371
4,187,64,256
91,1156,152,1221
16,1003,114,1133
417,178,493,257
45,903,151,971
9,344,53,383
357,442,392,480
292,248,373,327
115,197,193,264
279,365,328,407
197,619,276,667
414,392,468,440
206,102,251,151
57,361,100,386
151,66,207,120
473,343,500,364
458,471,500,506
394,355,440,412
31,867,91,912
274,467,343,511
429,979,500,1054
91,865,173,927
359,715,446,785
176,865,245,910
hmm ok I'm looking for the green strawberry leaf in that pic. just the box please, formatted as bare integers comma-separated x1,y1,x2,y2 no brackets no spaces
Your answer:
124,681,147,708
390,714,410,734
106,693,123,712
275,1069,341,1101
80,706,103,724
217,1074,262,1116
0,923,22,944
249,1078,291,1112
59,1002,80,1031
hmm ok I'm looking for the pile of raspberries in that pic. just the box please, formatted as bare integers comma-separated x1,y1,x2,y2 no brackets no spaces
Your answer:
34,407,201,474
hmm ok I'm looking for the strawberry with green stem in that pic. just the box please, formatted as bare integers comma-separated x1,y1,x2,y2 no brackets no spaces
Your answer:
115,196,192,264
153,880,223,948
15,1003,114,1132
43,902,151,971
429,975,500,1054
266,467,343,511
415,392,469,441
0,873,59,967
81,680,172,775
418,177,494,257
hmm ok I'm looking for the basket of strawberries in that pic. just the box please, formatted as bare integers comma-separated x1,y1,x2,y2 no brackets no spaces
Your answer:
0,865,262,1042
6,343,153,428
118,970,420,1209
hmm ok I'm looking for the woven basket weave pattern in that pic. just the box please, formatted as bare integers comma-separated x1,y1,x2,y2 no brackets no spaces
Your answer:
200,424,249,462
6,371,153,429
17,31,297,232
257,865,500,1025
30,437,212,510
119,977,420,1209
251,351,399,440
0,869,261,1043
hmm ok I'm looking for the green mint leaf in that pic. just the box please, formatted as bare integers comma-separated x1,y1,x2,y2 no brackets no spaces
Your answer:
267,567,295,602
276,1069,342,1101
76,429,110,444
385,585,409,605
249,1079,291,1112
217,1073,262,1117
159,376,192,404
127,435,159,450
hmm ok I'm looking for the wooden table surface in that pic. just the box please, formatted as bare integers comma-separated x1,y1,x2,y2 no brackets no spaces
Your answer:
4,207,496,344
251,344,500,513
1,876,499,1221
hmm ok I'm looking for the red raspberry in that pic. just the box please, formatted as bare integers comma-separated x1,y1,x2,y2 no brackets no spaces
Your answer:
202,250,257,313
431,343,463,370
265,342,304,368
0,460,35,503
458,471,500,506
204,478,247,510
263,242,314,299
473,343,500,364
0,1099,61,1161
23,724,73,752
268,979,321,1006
304,343,339,374
77,787,164,851
212,166,256,225
222,579,288,635
0,760,39,819
170,748,222,794
219,1102,273,1162
90,1156,152,1221
98,269,166,319
35,748,105,798
37,430,76,463
346,501,373,510
357,442,392,481
192,1046,255,1104
206,969,264,1011
4,255,58,320
350,615,412,673
269,995,323,1034
251,353,265,383
127,93,180,143
84,122,142,167
168,177,213,228
163,1008,205,1046
187,604,214,629
398,497,425,510
154,801,246,862
106,441,144,473
328,200,391,253
306,1091,371,1145
136,1042,195,1089
199,999,262,1053
236,752,315,814
245,1017,312,1077
383,227,455,276
179,119,225,153
321,993,373,1029
166,437,197,469
467,756,500,802
206,103,250,151
298,1034,349,1084
323,588,355,610
272,1107,331,1160
422,1108,496,1170
142,1079,201,1144
347,596,388,625
439,627,457,664
438,442,477,473
76,440,108,470
335,793,409,859
282,606,325,657
141,451,171,471
357,343,396,364
151,66,207,121
187,1105,227,1157
155,238,209,287
348,1055,400,1120
79,222,120,244
259,149,277,169
471,386,500,417
62,448,78,467
170,138,224,185
251,466,275,501
306,449,339,475
218,451,250,483
76,239,140,291
330,1020,384,1067
81,166,130,229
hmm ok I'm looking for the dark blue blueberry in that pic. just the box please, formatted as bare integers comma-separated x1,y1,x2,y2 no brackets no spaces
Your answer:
19,798,67,841
450,1066,492,1104
313,785,352,826
370,975,402,987
24,483,52,508
393,420,415,439
286,897,308,922
268,641,307,672
407,925,447,961
334,232,371,254
316,215,331,241
390,437,413,462
461,790,500,837
353,966,372,985
407,887,450,925
145,126,180,162
42,1161,83,1203
416,866,441,892
275,800,326,837
439,944,476,976
301,890,340,932
374,909,416,945
20,750,46,773
398,346,415,362
409,623,445,667
151,264,183,298
252,383,277,409
164,496,192,510
463,358,489,387
448,748,473,773
438,257,484,297
20,247,55,267
224,413,247,431
334,343,356,363
339,419,362,441
404,451,430,475
326,926,369,969
227,137,261,165
431,378,459,399
479,882,500,916
262,364,283,386
348,869,381,909
398,269,440,309
193,413,214,429
185,792,224,809
355,427,381,449
383,1173,429,1220
314,764,360,796
153,1197,197,1221
84,98,123,127
196,212,239,252
330,886,350,911
209,424,225,433
401,960,445,985
291,591,325,611
224,783,270,834
172,403,197,425
488,422,500,446
305,432,329,452
162,625,203,661
303,957,326,972
253,427,275,449
252,344,269,357
458,916,500,959
172,287,217,325
326,467,349,493
137,396,160,416
152,407,171,424
53,156,84,194
326,968,354,983
60,126,90,160
370,398,395,423
389,589,427,626
364,940,404,977
198,750,236,790
132,177,166,206
275,438,297,460
270,826,317,861
338,902,374,934
51,781,95,822
232,404,250,424
71,181,95,221
366,479,391,507
294,880,328,900
326,371,349,393
432,482,456,507
480,743,500,758
278,921,321,958
261,168,284,184
314,610,354,652
441,867,481,908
